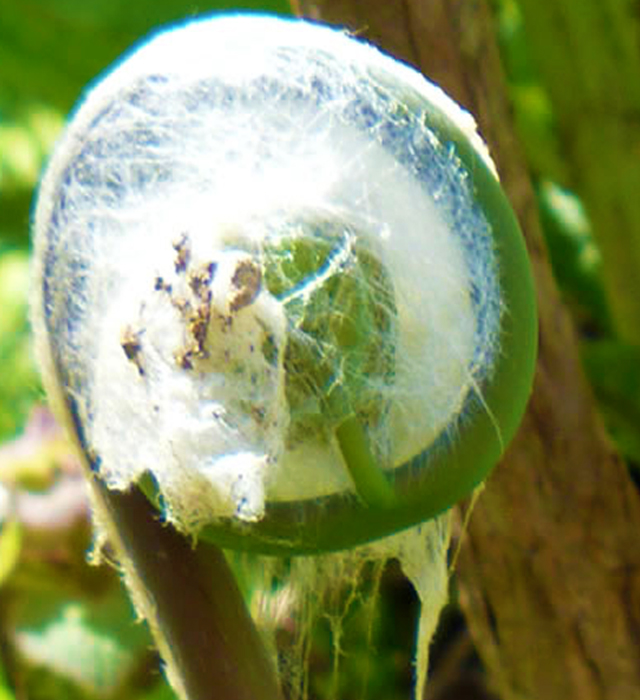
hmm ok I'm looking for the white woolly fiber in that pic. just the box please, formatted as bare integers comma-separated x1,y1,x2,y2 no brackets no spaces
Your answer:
33,14,501,532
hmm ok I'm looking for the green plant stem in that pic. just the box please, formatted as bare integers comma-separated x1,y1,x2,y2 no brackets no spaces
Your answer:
92,477,283,700
335,415,396,508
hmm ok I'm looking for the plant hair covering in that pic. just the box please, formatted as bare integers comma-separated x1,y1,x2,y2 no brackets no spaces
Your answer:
32,14,537,556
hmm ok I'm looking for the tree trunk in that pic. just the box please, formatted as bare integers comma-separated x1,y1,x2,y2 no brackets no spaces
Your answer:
295,2,640,699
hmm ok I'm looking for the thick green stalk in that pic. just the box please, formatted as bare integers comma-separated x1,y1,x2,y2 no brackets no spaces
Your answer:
513,0,640,344
90,476,283,700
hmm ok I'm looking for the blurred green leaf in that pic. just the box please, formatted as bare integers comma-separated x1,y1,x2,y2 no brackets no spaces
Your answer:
0,0,292,113
13,587,156,700
538,181,611,334
0,248,30,336
0,519,23,587
511,0,640,345
582,341,640,465
0,248,42,440
140,679,179,700
0,103,64,194
0,662,16,700
492,0,567,182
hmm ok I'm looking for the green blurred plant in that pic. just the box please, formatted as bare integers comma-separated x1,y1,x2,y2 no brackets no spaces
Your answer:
511,0,640,346
0,248,42,439
0,408,177,700
494,0,640,468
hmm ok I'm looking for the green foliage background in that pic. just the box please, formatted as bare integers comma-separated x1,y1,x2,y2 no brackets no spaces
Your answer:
1,0,639,698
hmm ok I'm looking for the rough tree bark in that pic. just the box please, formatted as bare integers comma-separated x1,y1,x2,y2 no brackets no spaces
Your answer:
294,2,640,699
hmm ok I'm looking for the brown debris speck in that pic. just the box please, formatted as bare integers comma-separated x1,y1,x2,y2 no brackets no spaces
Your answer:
229,259,262,312
173,233,191,273
120,325,145,376
188,261,216,300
